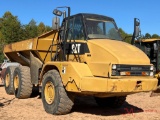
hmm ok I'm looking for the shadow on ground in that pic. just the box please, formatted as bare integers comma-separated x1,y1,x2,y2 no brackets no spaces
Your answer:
30,85,41,98
0,97,15,107
0,85,4,87
0,102,4,107
72,96,143,116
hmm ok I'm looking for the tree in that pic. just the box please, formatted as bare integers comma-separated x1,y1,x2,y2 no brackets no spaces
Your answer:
0,31,5,62
38,22,46,35
0,11,23,44
144,33,151,39
0,11,24,62
151,34,159,38
0,31,5,44
119,28,126,38
24,19,38,39
38,23,52,36
119,28,132,43
0,11,52,62
45,25,52,32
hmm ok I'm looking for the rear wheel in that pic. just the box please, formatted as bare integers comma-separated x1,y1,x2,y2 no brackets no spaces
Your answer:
95,96,126,108
4,66,16,95
41,70,74,115
13,66,33,99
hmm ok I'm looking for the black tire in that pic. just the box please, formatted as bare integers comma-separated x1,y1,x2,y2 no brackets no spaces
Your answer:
4,66,16,95
95,96,126,108
13,66,33,99
41,70,74,115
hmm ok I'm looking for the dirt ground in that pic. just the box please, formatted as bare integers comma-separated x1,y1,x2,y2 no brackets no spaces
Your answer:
0,86,160,120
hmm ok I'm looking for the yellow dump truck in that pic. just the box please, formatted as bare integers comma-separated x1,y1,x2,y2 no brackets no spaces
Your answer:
3,7,158,115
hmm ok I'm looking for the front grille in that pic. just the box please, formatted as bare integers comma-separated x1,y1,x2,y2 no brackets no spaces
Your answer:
116,65,150,71
112,65,152,76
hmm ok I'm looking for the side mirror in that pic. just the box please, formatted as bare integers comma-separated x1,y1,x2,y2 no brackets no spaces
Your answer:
52,17,60,30
53,9,62,16
134,18,141,37
131,18,141,45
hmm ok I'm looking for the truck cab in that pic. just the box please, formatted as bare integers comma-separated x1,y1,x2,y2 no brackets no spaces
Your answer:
52,13,122,63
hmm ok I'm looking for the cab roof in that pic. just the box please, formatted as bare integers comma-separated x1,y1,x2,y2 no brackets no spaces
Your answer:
67,13,115,22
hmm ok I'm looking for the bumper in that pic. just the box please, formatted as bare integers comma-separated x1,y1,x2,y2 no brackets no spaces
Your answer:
80,77,158,93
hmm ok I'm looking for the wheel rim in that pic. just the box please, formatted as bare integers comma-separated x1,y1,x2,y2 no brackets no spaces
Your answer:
44,81,55,104
5,73,10,87
14,75,19,90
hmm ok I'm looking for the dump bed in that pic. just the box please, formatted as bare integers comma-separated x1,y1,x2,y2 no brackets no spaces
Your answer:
3,30,58,65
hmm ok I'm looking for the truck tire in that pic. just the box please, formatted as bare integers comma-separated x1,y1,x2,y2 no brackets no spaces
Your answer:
4,66,16,95
95,96,126,108
13,66,33,99
41,70,74,115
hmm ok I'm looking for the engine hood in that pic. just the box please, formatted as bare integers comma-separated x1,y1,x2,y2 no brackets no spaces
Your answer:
87,39,150,65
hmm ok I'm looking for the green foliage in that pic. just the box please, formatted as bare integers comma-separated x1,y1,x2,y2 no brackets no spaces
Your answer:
45,25,52,32
0,11,52,62
38,22,46,35
119,28,160,44
24,19,38,39
143,33,160,39
38,22,52,36
144,33,151,39
119,28,126,38
151,34,159,38
0,43,5,62
0,12,24,44
119,28,132,43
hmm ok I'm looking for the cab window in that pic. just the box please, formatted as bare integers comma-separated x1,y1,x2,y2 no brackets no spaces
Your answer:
67,16,85,40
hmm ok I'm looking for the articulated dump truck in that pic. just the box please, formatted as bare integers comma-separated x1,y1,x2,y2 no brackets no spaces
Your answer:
3,7,158,115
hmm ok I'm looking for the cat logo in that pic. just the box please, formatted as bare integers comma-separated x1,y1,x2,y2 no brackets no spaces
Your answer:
72,44,81,53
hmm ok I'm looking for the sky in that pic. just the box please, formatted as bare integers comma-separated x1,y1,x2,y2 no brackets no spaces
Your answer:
0,0,160,35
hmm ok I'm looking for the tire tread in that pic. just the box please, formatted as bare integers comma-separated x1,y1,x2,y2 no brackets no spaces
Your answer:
42,70,73,115
14,66,33,99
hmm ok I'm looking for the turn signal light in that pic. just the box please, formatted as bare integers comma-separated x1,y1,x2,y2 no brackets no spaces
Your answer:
142,72,149,76
126,72,131,76
120,71,131,76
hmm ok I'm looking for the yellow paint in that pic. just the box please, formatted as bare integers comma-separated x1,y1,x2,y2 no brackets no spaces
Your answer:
87,62,111,77
87,39,150,64
44,81,55,104
3,30,59,63
140,39,160,42
81,76,157,93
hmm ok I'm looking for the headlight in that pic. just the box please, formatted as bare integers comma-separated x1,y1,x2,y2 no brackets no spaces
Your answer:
112,64,117,69
150,66,154,71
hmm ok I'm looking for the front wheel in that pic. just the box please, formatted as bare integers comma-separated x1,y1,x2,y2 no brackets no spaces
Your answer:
41,70,74,115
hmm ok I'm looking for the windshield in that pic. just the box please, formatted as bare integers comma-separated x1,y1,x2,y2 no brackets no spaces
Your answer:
86,18,122,40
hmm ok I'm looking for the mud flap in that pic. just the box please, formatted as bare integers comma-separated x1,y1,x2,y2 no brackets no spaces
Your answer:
150,86,160,97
